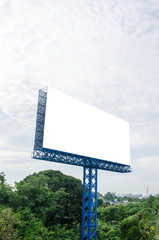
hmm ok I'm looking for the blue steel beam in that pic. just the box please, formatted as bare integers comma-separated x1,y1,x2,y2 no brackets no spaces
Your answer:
32,148,132,173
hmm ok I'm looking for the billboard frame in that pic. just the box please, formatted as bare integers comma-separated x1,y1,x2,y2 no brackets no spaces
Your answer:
33,88,132,240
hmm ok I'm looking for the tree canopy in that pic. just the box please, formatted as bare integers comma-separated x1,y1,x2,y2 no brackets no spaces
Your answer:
0,171,159,239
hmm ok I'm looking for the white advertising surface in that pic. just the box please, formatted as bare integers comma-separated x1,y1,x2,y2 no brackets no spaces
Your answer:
43,87,131,166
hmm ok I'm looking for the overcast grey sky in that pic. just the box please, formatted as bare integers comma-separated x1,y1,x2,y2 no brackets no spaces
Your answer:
0,0,159,195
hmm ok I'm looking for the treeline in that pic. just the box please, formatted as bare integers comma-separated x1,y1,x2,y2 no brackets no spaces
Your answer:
0,170,159,240
0,170,82,239
98,192,142,204
97,196,159,239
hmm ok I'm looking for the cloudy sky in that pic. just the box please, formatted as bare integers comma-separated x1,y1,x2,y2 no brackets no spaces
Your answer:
0,0,159,196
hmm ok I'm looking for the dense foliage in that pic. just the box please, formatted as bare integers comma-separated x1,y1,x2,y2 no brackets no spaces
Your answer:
0,171,159,239
97,195,159,240
0,171,82,239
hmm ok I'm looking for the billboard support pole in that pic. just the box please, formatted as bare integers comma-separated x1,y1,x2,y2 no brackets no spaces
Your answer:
32,88,132,240
82,166,97,240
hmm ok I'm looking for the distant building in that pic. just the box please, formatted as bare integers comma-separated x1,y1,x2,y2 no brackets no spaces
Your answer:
117,193,143,199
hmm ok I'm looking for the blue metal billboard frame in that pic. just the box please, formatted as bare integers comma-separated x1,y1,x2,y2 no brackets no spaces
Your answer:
33,88,132,240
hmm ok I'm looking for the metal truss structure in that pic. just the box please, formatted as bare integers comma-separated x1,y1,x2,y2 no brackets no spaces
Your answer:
34,88,47,150
82,167,97,239
33,89,132,240
32,148,131,173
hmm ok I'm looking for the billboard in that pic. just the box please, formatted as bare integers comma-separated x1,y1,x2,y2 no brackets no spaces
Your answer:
34,87,130,166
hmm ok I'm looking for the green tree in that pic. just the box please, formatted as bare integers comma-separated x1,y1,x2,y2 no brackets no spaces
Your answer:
45,188,69,226
98,198,104,207
127,226,141,240
48,224,80,240
119,215,141,240
104,192,114,202
0,208,21,240
125,202,143,216
23,170,83,226
97,219,120,240
12,175,56,223
16,208,49,240
98,204,127,223
0,172,13,205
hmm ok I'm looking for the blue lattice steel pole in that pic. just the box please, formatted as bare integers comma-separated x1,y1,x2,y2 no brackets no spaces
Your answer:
82,167,98,240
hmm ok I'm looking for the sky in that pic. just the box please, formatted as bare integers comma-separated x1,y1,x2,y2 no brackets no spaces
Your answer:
0,0,159,196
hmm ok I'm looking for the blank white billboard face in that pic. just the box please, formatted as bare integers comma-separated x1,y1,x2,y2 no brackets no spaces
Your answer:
43,88,131,166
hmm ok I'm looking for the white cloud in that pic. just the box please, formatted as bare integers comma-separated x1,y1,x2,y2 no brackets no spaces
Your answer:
0,0,159,194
